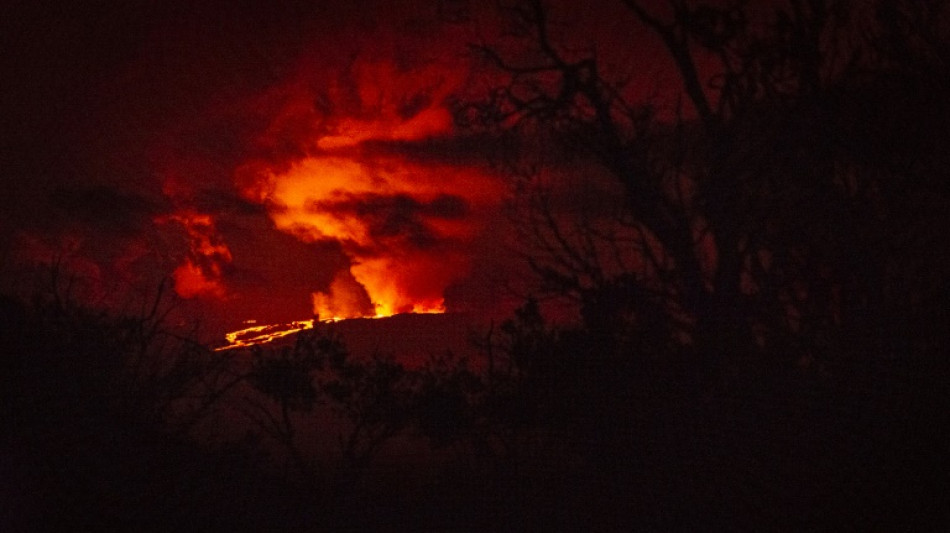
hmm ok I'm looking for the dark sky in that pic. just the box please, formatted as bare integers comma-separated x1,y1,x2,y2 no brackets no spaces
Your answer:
0,1,675,337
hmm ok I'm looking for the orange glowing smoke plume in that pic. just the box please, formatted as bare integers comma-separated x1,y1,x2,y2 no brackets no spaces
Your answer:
311,270,372,320
238,57,500,320
156,210,232,300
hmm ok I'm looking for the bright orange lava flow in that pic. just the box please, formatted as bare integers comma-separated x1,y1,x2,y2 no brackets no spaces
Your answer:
214,310,443,352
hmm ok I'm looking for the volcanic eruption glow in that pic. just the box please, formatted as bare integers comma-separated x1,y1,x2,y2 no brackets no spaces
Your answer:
209,52,503,349
242,153,487,319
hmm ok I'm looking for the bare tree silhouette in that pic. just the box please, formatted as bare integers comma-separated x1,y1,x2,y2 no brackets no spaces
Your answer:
453,0,950,527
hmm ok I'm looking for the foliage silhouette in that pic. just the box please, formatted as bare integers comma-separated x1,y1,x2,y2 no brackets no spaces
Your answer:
0,268,308,531
452,0,950,527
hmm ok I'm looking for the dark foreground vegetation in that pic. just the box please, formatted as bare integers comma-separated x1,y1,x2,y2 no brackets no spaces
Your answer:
4,0,950,530
2,270,948,530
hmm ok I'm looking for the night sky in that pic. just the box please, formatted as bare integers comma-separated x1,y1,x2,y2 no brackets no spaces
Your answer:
2,1,550,336
1,1,697,340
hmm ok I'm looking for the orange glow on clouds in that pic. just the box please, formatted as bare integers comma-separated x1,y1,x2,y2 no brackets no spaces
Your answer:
311,270,371,320
243,152,494,318
314,59,460,150
156,210,232,300
237,54,502,320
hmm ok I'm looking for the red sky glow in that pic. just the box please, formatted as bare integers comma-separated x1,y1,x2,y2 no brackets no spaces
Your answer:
0,0,660,339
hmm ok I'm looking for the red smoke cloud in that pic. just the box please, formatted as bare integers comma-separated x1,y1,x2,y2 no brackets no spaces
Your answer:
155,210,232,300
234,49,503,319
155,172,235,301
127,5,513,324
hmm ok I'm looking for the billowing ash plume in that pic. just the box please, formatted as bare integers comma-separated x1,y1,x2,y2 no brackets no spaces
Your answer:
232,43,503,319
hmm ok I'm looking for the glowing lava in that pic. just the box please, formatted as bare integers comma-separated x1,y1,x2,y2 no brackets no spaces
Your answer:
214,310,444,351
215,318,319,351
